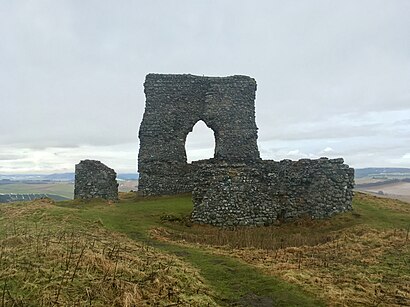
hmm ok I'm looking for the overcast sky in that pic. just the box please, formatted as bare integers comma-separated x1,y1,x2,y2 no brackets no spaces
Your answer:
1,0,409,174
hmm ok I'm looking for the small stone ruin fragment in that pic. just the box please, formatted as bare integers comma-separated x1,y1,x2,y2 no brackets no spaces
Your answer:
74,160,118,201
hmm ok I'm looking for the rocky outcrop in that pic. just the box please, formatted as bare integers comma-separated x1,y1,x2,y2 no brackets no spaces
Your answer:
74,160,118,201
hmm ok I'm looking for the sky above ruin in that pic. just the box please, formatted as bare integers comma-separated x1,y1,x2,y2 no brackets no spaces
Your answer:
1,0,409,174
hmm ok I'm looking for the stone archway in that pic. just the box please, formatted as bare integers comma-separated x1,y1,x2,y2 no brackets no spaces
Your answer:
138,73,260,195
137,73,354,227
185,120,216,163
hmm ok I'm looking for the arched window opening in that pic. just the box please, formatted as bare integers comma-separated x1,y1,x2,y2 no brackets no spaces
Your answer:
185,121,215,163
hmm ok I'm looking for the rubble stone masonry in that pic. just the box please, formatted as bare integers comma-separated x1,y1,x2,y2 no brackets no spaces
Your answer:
74,160,118,201
138,74,354,226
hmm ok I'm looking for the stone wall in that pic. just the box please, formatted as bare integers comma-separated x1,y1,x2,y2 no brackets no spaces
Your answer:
138,74,260,195
74,160,118,201
191,158,354,226
137,73,355,226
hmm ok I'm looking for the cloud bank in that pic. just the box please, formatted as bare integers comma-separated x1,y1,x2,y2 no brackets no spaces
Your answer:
0,0,409,173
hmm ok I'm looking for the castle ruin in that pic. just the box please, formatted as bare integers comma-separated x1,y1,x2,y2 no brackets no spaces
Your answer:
138,74,354,226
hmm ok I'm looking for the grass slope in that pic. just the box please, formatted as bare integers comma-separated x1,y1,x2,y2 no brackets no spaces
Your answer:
69,193,321,306
1,192,409,306
156,193,410,306
0,199,215,306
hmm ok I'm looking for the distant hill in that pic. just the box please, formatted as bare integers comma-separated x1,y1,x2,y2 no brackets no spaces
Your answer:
117,173,139,180
355,168,410,179
44,173,139,181
43,173,75,181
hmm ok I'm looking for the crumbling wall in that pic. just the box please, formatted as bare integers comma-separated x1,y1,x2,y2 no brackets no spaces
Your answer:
138,74,260,195
137,73,355,226
74,160,118,200
191,158,354,226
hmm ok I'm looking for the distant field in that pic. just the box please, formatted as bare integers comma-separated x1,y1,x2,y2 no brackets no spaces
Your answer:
355,178,387,185
0,180,138,199
118,179,138,192
356,181,410,203
362,182,410,195
0,182,74,199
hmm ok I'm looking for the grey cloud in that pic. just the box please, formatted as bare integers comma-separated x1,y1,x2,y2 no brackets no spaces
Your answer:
259,108,410,142
0,0,409,172
0,154,26,161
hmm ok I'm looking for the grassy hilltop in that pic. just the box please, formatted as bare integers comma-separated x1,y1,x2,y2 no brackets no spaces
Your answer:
0,193,409,306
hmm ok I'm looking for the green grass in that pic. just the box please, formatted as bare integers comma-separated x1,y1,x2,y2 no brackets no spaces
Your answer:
353,193,410,229
63,194,193,236
53,192,409,306
2,192,409,306
53,194,323,306
148,192,410,253
0,199,216,306
148,192,409,306
157,245,323,306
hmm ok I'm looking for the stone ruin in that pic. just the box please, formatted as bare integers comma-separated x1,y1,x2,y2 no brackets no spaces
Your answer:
138,74,354,226
74,160,118,201
138,74,259,194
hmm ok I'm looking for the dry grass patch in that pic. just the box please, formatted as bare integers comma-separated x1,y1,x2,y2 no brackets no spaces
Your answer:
154,225,410,306
154,194,410,306
0,199,216,306
159,213,355,251
232,226,410,306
